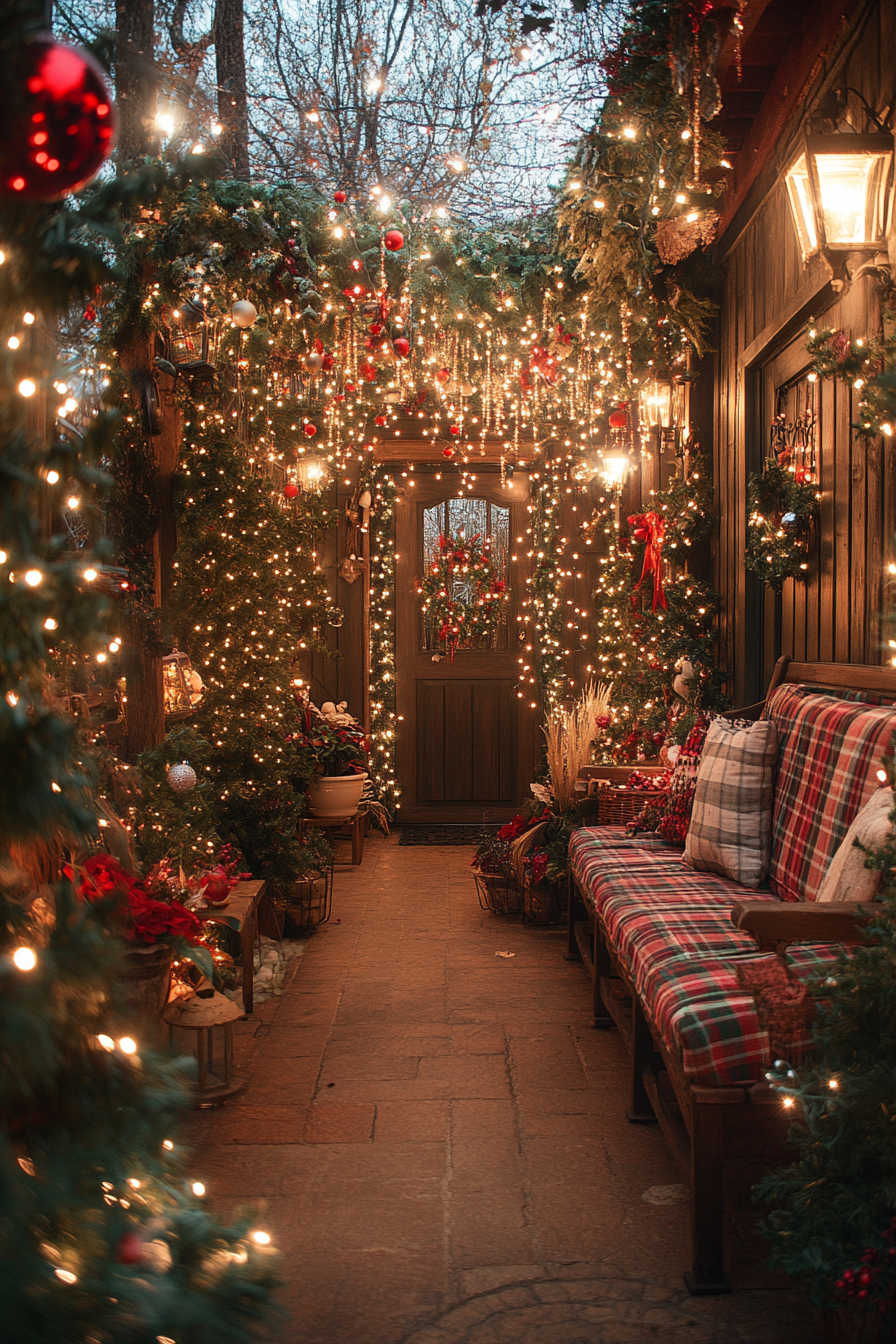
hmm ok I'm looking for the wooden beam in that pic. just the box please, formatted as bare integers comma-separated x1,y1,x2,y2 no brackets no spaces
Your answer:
715,0,867,245
372,437,538,464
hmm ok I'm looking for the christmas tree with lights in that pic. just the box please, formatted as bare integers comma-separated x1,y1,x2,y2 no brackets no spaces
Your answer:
0,9,276,1337
587,456,725,760
757,747,896,1334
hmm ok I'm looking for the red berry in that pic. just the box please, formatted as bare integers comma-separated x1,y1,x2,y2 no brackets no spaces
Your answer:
384,229,404,251
302,423,317,437
334,190,347,203
284,482,299,499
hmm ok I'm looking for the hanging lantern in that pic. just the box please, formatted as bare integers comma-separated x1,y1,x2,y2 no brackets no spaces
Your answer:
601,453,631,490
785,113,893,289
168,300,221,379
294,455,332,494
162,650,203,719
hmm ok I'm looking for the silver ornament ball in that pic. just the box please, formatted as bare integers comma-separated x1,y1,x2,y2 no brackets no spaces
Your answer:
167,761,198,792
231,299,258,328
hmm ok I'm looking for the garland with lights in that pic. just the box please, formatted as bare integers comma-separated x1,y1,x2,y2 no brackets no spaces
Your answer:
807,323,896,441
756,745,896,1329
364,464,399,815
518,461,572,711
0,13,277,1337
417,531,508,661
744,462,818,593
587,457,724,761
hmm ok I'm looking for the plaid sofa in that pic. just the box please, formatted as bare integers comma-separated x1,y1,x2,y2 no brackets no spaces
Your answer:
569,683,896,1087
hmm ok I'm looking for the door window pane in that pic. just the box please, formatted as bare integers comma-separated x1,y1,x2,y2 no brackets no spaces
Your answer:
422,499,510,653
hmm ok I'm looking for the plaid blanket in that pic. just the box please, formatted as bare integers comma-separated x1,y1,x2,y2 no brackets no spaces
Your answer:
763,683,896,902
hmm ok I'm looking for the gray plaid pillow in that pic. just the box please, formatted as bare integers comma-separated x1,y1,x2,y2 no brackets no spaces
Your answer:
683,718,778,888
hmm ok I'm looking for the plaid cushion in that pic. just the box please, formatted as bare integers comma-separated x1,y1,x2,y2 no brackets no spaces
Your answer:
645,941,838,1085
683,718,777,887
763,683,896,902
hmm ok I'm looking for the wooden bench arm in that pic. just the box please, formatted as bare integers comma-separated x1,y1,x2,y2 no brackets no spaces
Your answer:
732,900,873,951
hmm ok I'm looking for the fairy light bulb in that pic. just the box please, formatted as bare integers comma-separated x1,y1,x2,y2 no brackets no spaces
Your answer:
97,1034,115,1051
13,947,37,970
191,1181,206,1196
18,379,36,397
118,1036,137,1054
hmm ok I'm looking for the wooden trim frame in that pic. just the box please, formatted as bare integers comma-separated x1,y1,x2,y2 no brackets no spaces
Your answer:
566,653,896,1292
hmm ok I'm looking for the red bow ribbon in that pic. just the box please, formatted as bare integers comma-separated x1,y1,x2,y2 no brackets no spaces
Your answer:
627,512,667,610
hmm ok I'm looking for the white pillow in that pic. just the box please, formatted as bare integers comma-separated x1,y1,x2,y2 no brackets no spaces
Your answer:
815,787,892,904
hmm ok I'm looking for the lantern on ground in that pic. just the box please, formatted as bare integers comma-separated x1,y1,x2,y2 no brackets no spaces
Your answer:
785,106,894,289
162,649,203,719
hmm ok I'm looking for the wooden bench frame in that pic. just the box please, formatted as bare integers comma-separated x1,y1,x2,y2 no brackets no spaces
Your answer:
566,655,896,1293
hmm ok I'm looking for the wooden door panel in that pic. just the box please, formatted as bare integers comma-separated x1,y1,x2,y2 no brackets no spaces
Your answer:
416,679,516,804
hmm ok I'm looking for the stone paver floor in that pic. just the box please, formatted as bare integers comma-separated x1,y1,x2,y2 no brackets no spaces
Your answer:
185,835,816,1344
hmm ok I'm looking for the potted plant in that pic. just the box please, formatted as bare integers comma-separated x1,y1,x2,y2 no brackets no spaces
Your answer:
296,702,369,817
70,854,215,1028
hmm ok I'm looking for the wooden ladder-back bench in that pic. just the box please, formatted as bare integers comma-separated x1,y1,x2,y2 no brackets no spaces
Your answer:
566,656,896,1294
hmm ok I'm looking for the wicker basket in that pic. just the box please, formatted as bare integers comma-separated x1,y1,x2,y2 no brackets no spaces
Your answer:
472,866,524,918
522,877,564,926
270,869,332,932
596,784,668,826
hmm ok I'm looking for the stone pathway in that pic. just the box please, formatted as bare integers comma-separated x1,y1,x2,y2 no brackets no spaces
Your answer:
186,836,817,1344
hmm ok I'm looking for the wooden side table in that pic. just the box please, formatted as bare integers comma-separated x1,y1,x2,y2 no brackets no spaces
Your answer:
301,811,366,864
196,878,275,1015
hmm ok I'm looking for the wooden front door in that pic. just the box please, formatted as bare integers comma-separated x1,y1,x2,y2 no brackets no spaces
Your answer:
394,473,537,823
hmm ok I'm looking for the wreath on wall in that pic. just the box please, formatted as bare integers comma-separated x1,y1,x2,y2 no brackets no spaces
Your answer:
744,463,819,592
417,532,509,661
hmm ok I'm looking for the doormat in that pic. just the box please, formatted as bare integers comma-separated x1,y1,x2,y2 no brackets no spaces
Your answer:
398,825,500,846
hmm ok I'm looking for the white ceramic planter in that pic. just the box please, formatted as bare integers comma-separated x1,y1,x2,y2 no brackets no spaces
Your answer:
308,772,367,817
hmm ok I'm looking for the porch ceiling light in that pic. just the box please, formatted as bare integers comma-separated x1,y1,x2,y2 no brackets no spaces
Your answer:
785,130,894,288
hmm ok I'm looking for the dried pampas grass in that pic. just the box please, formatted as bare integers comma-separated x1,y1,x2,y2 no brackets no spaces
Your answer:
543,682,611,814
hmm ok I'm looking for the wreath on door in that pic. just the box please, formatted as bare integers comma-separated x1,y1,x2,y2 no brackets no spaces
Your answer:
744,462,819,591
417,531,509,661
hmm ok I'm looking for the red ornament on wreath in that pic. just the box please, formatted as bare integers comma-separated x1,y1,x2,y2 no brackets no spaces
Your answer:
2,36,117,199
284,482,299,499
333,190,347,203
384,229,404,251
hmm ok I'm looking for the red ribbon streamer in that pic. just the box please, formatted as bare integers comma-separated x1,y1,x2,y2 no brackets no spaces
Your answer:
627,511,667,611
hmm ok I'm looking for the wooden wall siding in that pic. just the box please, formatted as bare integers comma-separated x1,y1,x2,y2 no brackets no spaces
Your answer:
713,0,894,707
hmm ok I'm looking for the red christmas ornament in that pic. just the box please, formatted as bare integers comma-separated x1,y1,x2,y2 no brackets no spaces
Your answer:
608,408,628,429
302,423,317,437
321,352,335,371
384,229,404,251
436,368,450,384
203,874,230,903
449,425,460,436
393,336,410,358
333,190,347,203
442,446,454,459
343,381,356,394
284,482,299,499
369,321,384,336
360,361,377,381
2,36,117,199
116,1231,145,1266
374,415,387,427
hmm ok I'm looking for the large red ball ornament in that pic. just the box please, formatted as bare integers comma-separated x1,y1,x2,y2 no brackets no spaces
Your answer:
384,229,404,251
449,425,461,436
284,482,299,499
393,337,410,358
334,190,346,203
608,409,628,429
203,874,230,903
2,36,117,199
302,423,317,437
117,1231,145,1266
436,368,450,384
360,361,377,381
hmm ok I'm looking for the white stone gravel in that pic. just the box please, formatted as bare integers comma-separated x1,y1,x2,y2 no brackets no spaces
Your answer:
222,934,306,1006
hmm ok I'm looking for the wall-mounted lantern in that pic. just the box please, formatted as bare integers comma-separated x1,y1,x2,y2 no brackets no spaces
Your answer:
785,94,894,291
639,376,689,452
